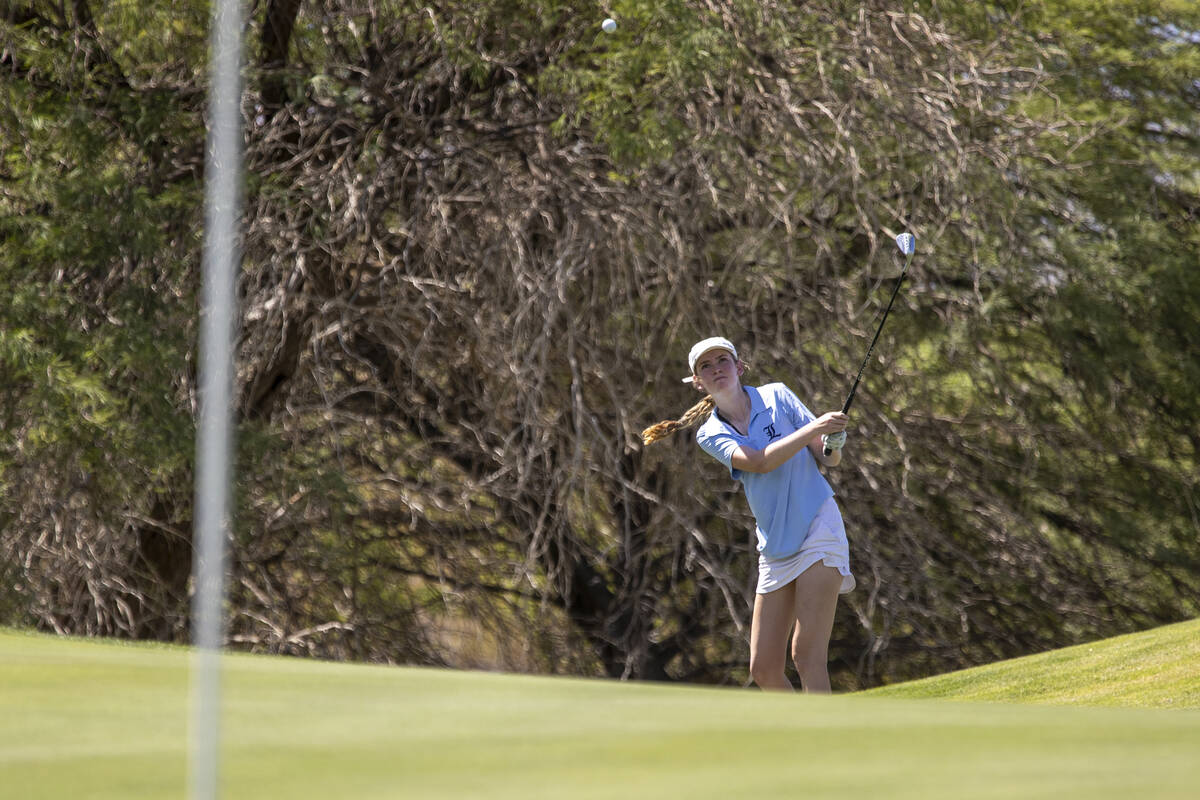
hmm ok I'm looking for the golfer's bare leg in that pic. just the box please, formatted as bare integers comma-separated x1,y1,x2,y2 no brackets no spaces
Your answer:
750,582,797,691
790,563,843,693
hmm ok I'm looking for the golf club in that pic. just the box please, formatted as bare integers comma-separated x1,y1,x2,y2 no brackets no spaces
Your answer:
825,232,916,456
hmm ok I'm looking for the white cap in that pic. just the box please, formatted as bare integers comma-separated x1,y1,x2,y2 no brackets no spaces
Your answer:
682,336,738,383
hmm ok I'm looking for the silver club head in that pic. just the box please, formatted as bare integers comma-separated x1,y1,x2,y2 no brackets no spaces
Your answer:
895,232,916,255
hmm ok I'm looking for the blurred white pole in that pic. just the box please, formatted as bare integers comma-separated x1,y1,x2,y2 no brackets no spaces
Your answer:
191,0,243,798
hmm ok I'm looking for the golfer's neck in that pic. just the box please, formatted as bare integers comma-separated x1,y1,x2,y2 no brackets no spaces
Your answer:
712,385,750,418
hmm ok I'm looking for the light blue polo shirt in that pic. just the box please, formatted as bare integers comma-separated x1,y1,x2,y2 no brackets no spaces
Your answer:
695,383,834,559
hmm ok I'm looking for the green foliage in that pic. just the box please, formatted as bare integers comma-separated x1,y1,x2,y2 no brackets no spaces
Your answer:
1,0,1197,687
0,80,197,504
543,0,762,165
874,0,1200,678
0,3,205,638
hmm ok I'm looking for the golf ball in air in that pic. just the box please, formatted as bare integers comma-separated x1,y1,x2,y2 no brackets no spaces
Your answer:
602,18,617,33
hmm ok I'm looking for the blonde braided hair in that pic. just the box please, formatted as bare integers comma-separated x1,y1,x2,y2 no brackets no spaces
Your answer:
641,395,717,445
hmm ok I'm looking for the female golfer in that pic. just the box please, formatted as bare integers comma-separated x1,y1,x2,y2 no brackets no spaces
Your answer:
642,337,853,692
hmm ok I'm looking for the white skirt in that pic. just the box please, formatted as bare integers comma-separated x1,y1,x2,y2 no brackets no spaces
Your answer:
756,496,856,595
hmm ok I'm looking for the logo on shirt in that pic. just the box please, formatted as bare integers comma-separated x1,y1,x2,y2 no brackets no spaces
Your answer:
763,424,781,442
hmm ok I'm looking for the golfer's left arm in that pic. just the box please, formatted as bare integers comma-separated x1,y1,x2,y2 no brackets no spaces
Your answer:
809,438,842,468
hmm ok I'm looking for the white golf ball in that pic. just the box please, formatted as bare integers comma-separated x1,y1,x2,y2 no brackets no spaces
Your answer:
602,18,617,33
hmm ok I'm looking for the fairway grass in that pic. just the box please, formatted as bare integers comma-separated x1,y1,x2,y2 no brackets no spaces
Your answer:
3,626,1199,799
865,617,1200,709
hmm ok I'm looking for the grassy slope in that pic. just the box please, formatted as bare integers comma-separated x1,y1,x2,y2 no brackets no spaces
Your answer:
0,623,1197,800
864,617,1200,708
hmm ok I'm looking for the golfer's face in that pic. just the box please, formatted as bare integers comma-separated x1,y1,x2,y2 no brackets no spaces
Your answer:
694,349,740,391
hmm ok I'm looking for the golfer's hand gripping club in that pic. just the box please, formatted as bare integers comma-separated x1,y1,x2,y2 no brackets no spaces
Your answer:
823,232,916,457
822,431,847,453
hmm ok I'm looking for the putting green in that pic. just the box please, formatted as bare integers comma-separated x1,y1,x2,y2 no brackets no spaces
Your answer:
2,628,1198,799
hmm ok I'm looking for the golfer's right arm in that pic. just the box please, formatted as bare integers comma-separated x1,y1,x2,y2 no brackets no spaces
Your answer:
732,412,848,474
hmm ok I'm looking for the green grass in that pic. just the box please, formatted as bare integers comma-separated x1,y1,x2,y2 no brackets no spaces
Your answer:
865,617,1200,708
2,622,1198,799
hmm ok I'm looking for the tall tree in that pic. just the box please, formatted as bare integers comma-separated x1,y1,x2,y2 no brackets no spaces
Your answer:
1,0,1196,687
0,0,207,636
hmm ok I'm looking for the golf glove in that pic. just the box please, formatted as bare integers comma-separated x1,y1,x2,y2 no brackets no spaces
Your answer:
823,431,847,452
